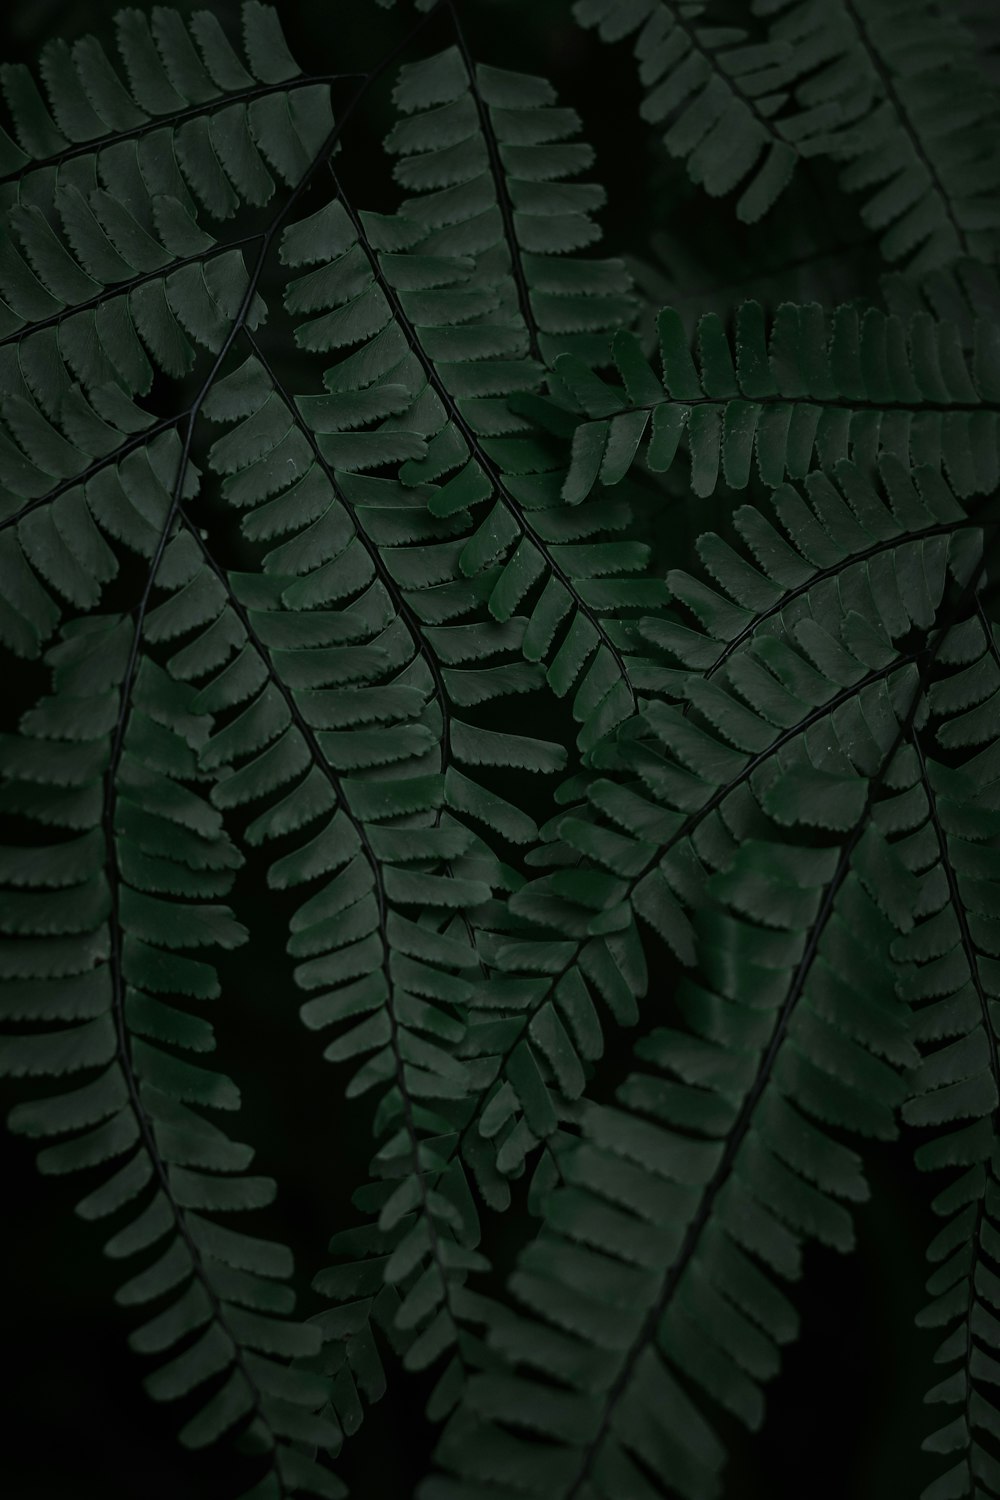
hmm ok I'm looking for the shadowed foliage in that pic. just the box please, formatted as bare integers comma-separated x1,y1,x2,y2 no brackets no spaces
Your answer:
1,3,999,1498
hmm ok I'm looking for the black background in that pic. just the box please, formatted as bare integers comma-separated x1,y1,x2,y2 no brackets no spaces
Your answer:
0,1,944,1495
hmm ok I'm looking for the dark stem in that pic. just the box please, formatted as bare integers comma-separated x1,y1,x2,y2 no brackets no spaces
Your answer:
446,0,541,362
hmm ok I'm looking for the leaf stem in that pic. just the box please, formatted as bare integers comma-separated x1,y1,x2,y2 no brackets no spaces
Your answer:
445,0,541,362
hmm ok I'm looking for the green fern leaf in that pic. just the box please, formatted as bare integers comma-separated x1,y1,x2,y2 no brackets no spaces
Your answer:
379,45,666,757
0,613,341,1491
573,0,809,224
423,459,995,1499
547,299,1000,501
440,459,963,1192
895,615,1000,1497
759,0,1000,268
3,1,999,1491
576,0,1000,265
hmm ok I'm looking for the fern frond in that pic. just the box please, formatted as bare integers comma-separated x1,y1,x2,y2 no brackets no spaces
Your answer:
895,614,1000,1497
759,0,1000,268
388,42,634,365
0,13,616,1438
0,197,266,656
625,215,877,355
427,785,919,1500
429,460,980,1227
0,1,336,390
0,1,461,1481
160,473,504,1427
576,0,1000,265
548,299,1000,502
5,1,997,1489
0,0,347,661
422,476,994,1500
379,45,664,757
956,0,1000,88
226,38,651,773
0,615,340,1497
210,64,659,1401
189,247,577,1420
573,0,814,224
0,3,335,201
882,256,1000,353
310,1153,496,1428
273,173,560,805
